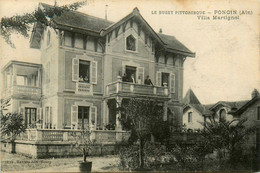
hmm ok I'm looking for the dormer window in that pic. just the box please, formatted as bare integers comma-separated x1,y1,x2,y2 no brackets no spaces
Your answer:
126,35,136,51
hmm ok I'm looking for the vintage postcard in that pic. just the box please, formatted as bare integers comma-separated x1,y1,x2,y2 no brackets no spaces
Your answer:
0,0,259,172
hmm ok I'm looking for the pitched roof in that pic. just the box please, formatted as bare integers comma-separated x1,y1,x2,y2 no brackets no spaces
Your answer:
209,100,249,111
157,33,195,57
183,89,201,105
31,3,195,57
40,3,114,32
229,96,260,115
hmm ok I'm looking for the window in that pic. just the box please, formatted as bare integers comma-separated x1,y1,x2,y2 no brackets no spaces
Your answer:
126,35,136,51
79,60,90,83
188,112,192,123
16,75,25,85
71,105,97,130
257,107,260,120
161,72,169,86
72,58,97,85
78,106,90,130
25,108,37,128
44,106,52,129
219,109,226,121
123,66,136,82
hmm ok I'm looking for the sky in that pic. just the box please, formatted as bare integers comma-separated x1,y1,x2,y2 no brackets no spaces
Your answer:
0,0,259,104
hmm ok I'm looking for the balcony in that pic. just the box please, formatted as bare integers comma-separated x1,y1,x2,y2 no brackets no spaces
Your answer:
1,61,42,100
106,80,170,99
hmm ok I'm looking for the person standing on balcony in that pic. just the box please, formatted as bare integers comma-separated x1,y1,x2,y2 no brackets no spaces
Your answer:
129,74,135,83
144,75,153,86
122,73,127,82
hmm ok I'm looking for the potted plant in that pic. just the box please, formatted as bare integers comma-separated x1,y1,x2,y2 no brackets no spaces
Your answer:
71,127,93,172
36,120,42,129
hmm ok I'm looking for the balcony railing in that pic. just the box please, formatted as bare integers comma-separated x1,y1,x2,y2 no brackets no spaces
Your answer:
106,80,169,98
16,129,130,144
2,85,41,99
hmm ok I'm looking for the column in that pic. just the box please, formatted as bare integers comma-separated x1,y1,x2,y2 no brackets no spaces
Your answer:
37,69,41,87
12,65,17,86
163,101,168,121
116,97,123,142
102,99,108,130
116,96,122,131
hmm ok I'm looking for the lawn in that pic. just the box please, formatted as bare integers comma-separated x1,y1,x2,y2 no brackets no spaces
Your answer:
1,151,120,172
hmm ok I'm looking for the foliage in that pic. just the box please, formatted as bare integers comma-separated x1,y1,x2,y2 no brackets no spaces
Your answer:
199,117,257,170
118,142,167,171
118,144,139,171
0,99,26,142
118,97,165,168
1,0,87,47
0,112,26,142
70,128,94,162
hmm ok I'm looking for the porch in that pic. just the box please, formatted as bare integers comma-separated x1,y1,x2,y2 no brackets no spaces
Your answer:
1,61,42,100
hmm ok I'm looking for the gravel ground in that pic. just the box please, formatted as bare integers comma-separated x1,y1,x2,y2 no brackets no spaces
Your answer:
1,151,120,172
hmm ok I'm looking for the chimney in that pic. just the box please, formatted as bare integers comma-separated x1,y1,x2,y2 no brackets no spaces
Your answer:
159,28,162,33
105,5,108,20
251,89,259,98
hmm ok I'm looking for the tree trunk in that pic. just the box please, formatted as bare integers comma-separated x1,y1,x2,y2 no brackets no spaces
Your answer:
83,148,87,162
139,139,144,169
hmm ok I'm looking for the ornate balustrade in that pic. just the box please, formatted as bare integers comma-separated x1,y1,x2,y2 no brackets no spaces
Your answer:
3,85,41,100
16,129,130,144
106,80,169,98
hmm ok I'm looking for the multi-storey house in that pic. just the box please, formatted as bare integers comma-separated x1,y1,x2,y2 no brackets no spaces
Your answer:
1,3,195,157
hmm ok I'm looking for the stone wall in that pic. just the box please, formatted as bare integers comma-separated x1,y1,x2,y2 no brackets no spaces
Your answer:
1,140,122,159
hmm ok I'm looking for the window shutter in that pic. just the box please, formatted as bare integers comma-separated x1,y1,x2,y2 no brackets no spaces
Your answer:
170,73,175,93
137,67,144,84
91,61,97,84
156,71,162,86
122,65,126,76
19,107,25,124
37,108,42,121
72,58,79,82
71,105,78,128
90,106,97,129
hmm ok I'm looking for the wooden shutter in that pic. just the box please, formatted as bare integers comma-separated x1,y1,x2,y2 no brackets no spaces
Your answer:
170,73,175,93
19,107,25,125
91,61,97,84
156,71,162,86
122,65,126,76
90,106,97,129
37,108,42,121
137,67,144,84
71,105,78,127
72,58,79,82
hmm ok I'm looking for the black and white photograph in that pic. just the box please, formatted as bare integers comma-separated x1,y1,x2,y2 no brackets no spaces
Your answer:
0,0,259,172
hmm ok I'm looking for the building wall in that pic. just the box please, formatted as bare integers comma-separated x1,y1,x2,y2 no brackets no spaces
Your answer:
240,99,260,149
183,107,204,130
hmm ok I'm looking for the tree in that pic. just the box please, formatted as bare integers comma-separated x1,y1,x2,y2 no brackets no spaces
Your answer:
201,118,256,170
0,99,26,153
1,0,86,47
118,98,167,169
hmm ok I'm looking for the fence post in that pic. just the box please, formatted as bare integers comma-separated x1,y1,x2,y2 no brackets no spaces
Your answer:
36,130,42,141
63,132,68,141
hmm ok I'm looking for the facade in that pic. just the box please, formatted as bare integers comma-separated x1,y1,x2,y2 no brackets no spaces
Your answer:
1,3,195,149
183,89,212,130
